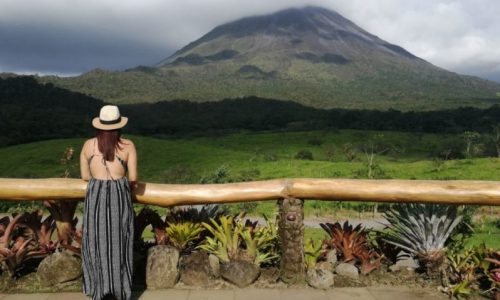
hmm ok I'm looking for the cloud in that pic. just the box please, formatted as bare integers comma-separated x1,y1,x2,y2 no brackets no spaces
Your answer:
0,0,499,82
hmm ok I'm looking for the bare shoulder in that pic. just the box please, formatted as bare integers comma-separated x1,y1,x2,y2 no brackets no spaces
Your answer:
120,138,136,149
81,138,95,156
83,138,95,149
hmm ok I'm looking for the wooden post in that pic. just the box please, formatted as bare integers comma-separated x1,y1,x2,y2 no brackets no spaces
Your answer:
278,197,305,284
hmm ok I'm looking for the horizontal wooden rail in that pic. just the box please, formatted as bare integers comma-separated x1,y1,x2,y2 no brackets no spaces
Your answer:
0,178,499,206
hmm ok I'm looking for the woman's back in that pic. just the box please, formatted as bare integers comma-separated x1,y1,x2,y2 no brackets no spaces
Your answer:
81,137,137,181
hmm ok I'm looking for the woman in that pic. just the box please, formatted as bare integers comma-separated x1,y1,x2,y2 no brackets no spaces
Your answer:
80,105,138,300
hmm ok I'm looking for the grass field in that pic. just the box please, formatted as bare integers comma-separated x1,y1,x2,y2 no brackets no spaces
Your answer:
1,129,500,181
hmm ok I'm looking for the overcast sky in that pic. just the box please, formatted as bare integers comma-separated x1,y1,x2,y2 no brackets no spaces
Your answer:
0,0,499,82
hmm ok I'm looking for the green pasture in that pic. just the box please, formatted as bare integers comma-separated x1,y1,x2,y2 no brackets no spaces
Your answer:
1,129,499,181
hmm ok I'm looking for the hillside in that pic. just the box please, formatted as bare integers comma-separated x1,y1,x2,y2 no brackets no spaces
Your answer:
4,76,500,147
38,5,500,111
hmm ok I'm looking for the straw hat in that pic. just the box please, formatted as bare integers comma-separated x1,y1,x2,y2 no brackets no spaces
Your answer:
92,105,128,130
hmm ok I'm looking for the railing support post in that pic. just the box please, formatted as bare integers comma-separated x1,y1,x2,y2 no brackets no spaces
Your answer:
277,196,305,284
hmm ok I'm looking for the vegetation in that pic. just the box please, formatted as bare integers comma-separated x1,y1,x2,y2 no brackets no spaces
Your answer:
165,222,204,253
36,55,500,111
304,238,324,270
199,215,279,266
382,204,463,275
4,76,500,147
320,221,383,274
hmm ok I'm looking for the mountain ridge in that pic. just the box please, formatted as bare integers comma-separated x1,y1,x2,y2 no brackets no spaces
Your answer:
38,5,500,110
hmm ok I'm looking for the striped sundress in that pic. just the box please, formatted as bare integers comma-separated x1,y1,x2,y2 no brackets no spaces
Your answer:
81,147,134,300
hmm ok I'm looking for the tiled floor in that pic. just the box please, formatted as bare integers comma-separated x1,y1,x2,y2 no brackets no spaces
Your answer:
0,286,448,300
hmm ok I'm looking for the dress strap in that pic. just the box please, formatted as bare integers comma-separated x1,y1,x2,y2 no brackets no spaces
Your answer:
87,138,126,180
102,158,115,180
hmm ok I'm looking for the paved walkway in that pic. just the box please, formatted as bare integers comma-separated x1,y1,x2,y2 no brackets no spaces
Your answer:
0,286,447,300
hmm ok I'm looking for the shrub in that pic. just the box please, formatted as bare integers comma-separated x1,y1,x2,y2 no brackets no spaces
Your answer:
342,143,357,161
294,149,313,160
307,138,324,146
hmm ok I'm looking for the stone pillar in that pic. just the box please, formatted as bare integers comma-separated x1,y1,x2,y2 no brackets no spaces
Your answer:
278,197,305,284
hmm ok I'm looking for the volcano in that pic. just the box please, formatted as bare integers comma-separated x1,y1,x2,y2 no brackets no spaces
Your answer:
40,5,500,110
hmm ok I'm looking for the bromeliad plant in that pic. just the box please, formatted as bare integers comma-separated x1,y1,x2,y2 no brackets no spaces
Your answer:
199,215,241,263
444,245,488,299
199,214,279,266
18,209,58,254
133,207,166,253
43,200,78,253
0,212,55,277
372,230,408,265
382,203,463,275
304,238,325,270
165,222,205,253
165,205,230,224
320,221,383,274
320,221,367,262
484,250,500,299
240,214,280,266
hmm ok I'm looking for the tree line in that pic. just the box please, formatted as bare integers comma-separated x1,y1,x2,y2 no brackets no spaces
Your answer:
2,75,500,146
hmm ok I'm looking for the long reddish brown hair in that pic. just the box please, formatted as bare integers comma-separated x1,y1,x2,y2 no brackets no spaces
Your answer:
96,129,124,162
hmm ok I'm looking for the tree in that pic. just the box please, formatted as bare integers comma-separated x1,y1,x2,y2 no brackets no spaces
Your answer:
360,134,393,217
492,124,500,157
361,134,391,180
461,131,483,159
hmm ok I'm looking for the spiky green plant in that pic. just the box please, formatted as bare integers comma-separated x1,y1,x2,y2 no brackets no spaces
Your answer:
166,222,205,253
199,215,241,263
304,238,324,270
383,203,463,274
239,215,279,265
199,214,279,266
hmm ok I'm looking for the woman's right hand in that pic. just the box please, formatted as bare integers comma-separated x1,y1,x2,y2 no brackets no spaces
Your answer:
129,180,139,191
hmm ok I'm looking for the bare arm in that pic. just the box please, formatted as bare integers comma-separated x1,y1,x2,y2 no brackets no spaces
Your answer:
126,140,138,189
80,140,91,181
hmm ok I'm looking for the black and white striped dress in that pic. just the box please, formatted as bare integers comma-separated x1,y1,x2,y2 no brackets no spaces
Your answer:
82,151,134,300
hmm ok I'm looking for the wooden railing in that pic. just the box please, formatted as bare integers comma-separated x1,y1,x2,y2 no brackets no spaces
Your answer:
1,177,498,284
0,178,499,206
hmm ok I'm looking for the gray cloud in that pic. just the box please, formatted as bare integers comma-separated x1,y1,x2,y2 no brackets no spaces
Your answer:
0,0,499,82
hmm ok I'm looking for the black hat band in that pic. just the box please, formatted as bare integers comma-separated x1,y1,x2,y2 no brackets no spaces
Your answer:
99,116,121,125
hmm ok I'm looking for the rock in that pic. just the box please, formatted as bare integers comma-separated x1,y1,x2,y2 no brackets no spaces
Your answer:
0,262,15,291
306,268,334,289
208,254,220,278
36,250,82,287
259,267,280,283
316,261,334,272
179,251,210,286
389,256,418,272
220,259,260,287
335,262,359,280
146,245,179,289
326,249,338,265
